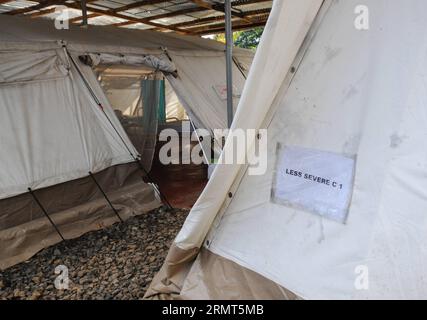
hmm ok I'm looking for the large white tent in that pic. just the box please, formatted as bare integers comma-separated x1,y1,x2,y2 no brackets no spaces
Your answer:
0,14,253,269
147,0,427,300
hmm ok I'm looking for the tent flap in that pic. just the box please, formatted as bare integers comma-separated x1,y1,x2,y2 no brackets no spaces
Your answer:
0,49,69,85
80,52,177,74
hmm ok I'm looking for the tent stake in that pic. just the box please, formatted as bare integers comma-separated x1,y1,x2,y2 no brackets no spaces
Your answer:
28,188,65,241
88,172,123,223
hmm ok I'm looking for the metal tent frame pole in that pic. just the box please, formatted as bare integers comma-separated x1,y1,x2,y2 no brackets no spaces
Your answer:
28,188,65,241
89,172,124,223
80,0,88,27
225,0,234,128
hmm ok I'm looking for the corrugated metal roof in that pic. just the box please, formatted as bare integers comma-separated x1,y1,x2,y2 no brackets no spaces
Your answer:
0,0,272,35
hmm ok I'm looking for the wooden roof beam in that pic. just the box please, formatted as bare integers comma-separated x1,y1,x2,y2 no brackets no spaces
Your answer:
68,0,168,23
196,20,267,35
110,6,208,28
189,14,269,35
26,7,56,17
5,0,67,15
69,12,99,23
136,0,271,23
189,0,252,23
87,0,271,27
64,1,192,34
172,8,271,29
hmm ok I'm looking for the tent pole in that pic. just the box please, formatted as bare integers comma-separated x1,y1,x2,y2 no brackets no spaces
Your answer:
89,172,124,223
80,0,88,27
189,119,210,165
225,0,234,128
28,188,65,241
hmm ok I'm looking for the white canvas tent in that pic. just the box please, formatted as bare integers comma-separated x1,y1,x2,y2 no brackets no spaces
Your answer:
147,0,427,300
0,15,253,269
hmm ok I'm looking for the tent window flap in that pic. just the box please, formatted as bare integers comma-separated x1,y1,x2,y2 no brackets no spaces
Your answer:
0,49,70,85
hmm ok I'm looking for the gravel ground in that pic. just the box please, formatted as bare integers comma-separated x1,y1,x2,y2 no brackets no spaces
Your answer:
0,207,189,300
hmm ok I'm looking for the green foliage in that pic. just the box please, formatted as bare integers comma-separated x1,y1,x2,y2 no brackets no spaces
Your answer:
234,27,264,50
213,32,241,44
213,27,264,50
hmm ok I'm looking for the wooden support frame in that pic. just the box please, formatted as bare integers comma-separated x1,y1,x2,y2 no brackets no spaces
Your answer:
63,1,192,34
1,0,272,35
190,0,253,23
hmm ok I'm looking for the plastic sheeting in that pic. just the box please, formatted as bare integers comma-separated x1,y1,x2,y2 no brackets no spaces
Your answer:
271,145,356,224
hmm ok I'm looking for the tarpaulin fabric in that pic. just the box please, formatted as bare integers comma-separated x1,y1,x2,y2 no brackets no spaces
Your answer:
145,245,300,300
0,14,251,55
0,15,254,160
0,14,254,269
172,0,324,251
233,55,253,78
0,163,161,270
206,0,427,300
165,79,187,121
0,48,69,85
82,52,177,74
166,51,247,156
150,0,427,300
0,48,138,201
145,0,319,299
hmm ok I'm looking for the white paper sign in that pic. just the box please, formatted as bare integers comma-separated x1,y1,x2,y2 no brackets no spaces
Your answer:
272,145,356,223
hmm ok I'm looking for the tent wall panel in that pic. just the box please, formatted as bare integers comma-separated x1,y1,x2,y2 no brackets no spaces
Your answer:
166,52,246,144
148,0,427,300
0,163,141,230
0,49,139,201
0,163,161,270
0,14,254,270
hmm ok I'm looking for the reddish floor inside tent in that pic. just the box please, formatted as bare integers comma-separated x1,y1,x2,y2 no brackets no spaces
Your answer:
150,129,208,209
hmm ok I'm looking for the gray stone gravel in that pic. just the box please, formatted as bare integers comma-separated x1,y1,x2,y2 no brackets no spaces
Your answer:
0,207,188,300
